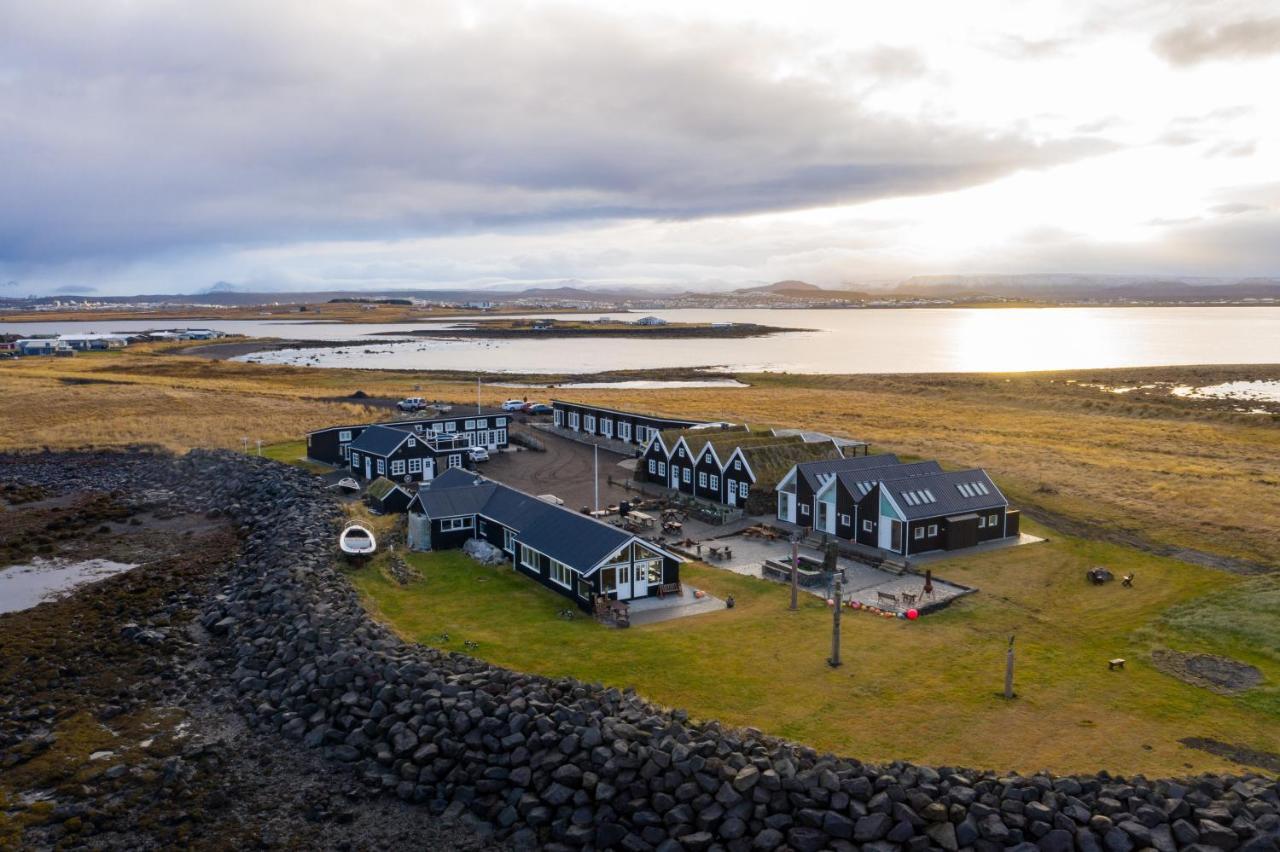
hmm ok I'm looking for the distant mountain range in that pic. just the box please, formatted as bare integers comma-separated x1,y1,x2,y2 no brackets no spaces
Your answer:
4,274,1279,307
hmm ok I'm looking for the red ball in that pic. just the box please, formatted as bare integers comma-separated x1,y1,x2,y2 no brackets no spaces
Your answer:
826,598,835,606
906,609,919,620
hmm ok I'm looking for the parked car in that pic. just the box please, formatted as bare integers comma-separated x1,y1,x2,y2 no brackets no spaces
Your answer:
397,397,428,412
526,403,553,415
467,446,491,463
501,399,526,412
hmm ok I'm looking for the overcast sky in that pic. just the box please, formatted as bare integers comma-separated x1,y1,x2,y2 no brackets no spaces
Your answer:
2,0,1278,295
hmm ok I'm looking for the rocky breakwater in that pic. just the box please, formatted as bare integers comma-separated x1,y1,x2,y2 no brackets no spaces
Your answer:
190,451,1280,851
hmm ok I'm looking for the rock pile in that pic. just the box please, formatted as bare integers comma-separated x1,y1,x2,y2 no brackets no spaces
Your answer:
177,449,1279,852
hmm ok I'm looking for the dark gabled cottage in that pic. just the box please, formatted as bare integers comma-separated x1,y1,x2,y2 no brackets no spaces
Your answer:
775,454,903,529
347,425,472,483
406,469,683,611
306,410,512,468
842,461,944,547
876,469,1017,555
366,477,414,513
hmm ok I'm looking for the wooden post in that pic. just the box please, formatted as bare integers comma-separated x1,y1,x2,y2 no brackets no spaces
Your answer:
790,536,800,611
828,575,843,668
1004,635,1015,699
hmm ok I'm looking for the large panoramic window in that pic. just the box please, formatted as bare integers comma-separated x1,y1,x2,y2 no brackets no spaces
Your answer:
441,517,473,532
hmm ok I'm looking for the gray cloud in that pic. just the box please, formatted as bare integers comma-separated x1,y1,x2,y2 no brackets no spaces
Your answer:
1153,16,1280,65
0,1,1109,276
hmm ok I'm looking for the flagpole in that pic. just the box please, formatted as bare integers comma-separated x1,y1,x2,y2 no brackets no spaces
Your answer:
594,443,600,513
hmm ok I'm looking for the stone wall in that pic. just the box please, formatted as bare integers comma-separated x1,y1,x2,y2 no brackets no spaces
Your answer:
187,450,1278,852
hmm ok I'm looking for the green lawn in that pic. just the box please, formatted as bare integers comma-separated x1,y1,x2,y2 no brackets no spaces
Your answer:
259,439,332,474
351,520,1279,776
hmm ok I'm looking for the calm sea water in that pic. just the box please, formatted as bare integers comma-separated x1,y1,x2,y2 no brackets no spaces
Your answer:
4,307,1278,374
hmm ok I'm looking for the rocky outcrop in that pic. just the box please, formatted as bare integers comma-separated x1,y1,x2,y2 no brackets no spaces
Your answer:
6,448,1276,850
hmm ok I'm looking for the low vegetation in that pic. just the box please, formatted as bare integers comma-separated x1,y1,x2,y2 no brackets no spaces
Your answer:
352,520,1278,777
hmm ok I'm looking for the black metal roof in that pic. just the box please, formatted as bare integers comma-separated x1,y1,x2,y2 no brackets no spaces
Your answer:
795,453,901,491
838,460,943,498
880,468,1007,521
410,469,647,570
347,424,411,456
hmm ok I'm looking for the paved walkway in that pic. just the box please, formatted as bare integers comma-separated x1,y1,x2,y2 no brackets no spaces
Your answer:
627,587,725,626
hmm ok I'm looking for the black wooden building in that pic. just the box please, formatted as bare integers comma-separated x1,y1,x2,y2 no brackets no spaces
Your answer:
551,401,708,447
406,469,682,611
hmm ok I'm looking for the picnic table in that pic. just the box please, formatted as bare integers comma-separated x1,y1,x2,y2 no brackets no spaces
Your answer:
628,510,655,529
589,509,611,519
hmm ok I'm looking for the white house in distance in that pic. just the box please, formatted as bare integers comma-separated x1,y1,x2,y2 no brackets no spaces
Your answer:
632,315,668,326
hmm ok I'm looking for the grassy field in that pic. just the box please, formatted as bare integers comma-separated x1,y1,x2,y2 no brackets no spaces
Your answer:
351,520,1278,777
2,343,1277,776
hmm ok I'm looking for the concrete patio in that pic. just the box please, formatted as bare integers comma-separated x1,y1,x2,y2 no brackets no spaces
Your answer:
626,586,726,626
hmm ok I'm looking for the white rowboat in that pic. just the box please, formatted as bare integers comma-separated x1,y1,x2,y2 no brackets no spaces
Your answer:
339,523,377,558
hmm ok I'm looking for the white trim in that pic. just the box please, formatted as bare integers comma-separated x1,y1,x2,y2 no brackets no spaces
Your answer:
725,447,757,482
775,465,798,495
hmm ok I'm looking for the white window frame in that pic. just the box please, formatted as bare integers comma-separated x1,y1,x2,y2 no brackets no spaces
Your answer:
657,461,666,477
914,526,925,540
978,516,986,528
549,559,572,589
863,519,873,532
569,412,579,429
584,414,596,432
839,514,851,527
465,419,475,429
738,482,748,498
520,544,537,570
496,428,507,444
648,459,656,474
408,458,422,474
407,436,416,448
441,516,474,532
477,418,488,428
338,430,352,442
503,529,515,553
619,422,631,440
445,422,457,432
800,504,810,516
376,458,386,475
448,454,463,469
391,459,406,476
554,410,563,427
710,474,719,490
989,513,999,526
735,460,742,471
928,524,938,536
683,468,691,484
496,417,507,427
698,472,707,488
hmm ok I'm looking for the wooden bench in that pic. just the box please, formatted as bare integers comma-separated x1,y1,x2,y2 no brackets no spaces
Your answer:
1108,658,1126,671
877,591,900,608
658,582,682,598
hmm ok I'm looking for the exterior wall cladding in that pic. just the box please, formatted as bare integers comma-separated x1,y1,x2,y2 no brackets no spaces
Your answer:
551,401,702,446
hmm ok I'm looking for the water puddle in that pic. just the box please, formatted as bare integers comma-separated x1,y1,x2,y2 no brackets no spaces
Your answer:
1172,380,1280,403
0,558,139,615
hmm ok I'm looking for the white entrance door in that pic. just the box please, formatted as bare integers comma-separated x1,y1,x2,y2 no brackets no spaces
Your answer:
614,564,632,601
778,492,794,523
365,457,372,479
726,479,737,506
422,458,434,481
632,561,650,597
670,466,680,489
817,501,836,534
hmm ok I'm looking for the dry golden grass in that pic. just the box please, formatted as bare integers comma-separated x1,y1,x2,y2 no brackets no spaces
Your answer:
2,349,1276,567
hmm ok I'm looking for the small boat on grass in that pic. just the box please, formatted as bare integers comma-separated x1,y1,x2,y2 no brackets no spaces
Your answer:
334,477,361,494
339,523,377,560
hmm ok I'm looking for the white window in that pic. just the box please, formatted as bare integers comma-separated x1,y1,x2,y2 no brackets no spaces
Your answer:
863,519,873,532
648,459,656,474
914,527,925,540
376,459,386,475
441,517,473,532
569,413,579,429
601,566,617,593
698,472,708,488
658,462,667,476
350,452,360,467
990,513,999,526
445,422,457,432
448,454,462,469
503,529,515,553
738,482,748,498
549,559,572,588
409,458,422,474
407,436,415,448
496,417,506,427
978,516,986,528
585,414,596,431
840,514,851,527
430,422,444,432
928,524,938,536
710,474,719,490
340,443,350,459
800,504,810,516
683,468,691,483
496,428,507,444
619,422,631,440
554,410,563,427
477,419,488,428
520,544,536,569
465,419,475,429
735,460,742,471
338,430,352,442
391,460,406,476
